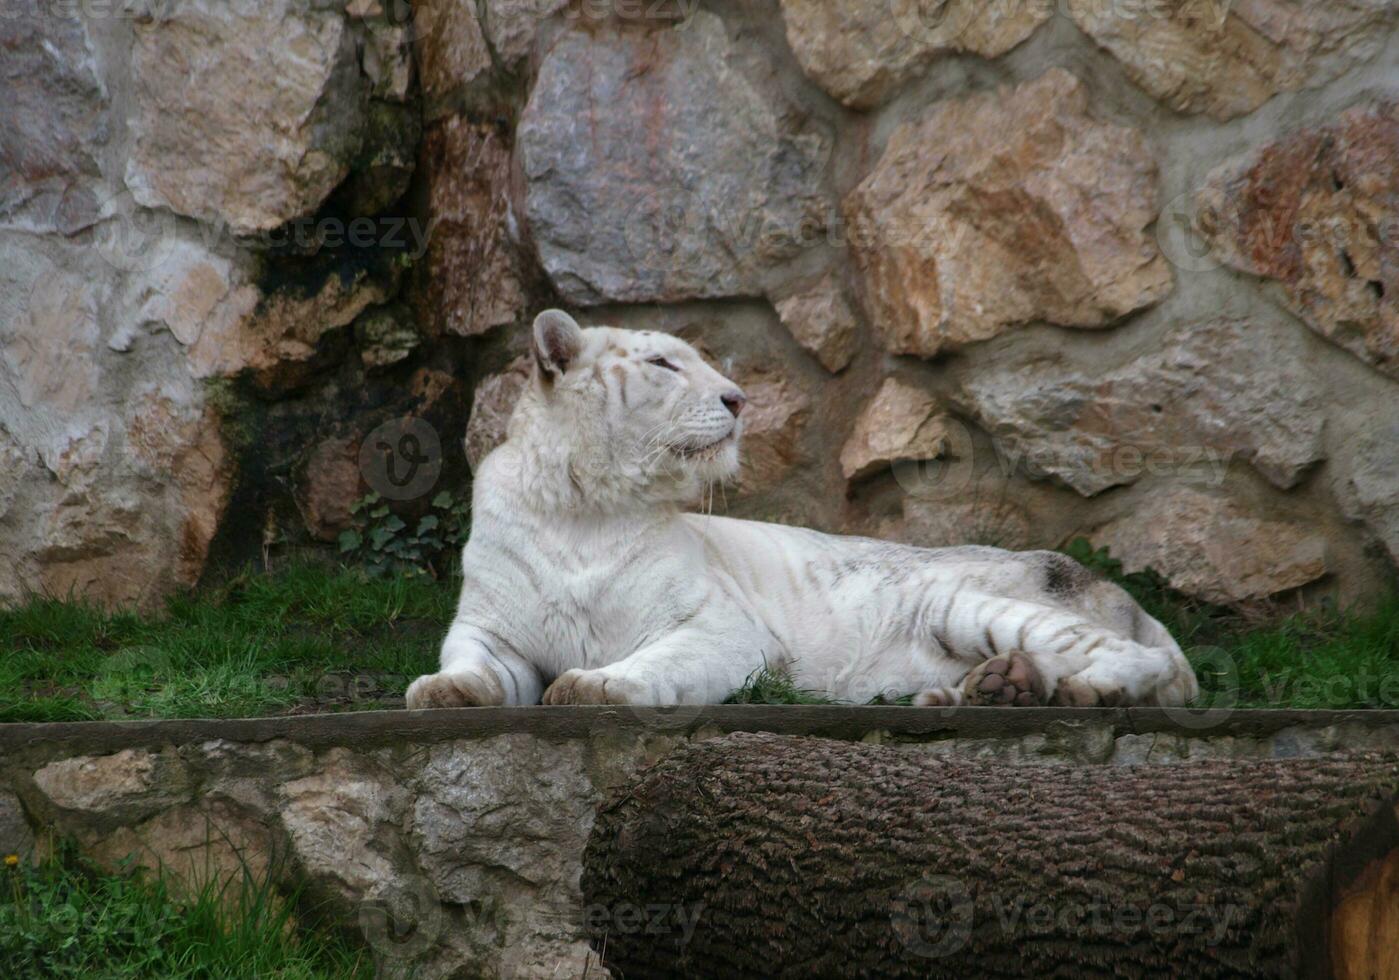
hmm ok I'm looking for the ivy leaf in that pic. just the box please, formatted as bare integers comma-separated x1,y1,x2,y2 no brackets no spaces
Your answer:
337,530,362,553
432,491,453,509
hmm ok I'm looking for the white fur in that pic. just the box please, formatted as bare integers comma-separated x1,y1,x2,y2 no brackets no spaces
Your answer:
406,312,1199,710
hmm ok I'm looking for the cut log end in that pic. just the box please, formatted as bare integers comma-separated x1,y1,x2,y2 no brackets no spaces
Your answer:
1331,840,1399,980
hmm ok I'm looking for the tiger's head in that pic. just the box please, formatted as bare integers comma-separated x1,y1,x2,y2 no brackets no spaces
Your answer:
506,309,747,509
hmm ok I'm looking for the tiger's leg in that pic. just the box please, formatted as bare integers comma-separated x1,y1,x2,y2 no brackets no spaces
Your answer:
923,586,1196,707
542,627,768,705
406,623,544,708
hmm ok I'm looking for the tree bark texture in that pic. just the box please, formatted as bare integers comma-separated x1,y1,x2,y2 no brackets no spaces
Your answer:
581,733,1399,979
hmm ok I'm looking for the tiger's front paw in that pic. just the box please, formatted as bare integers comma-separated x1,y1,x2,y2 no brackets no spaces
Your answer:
542,668,665,705
961,653,1047,707
405,669,505,709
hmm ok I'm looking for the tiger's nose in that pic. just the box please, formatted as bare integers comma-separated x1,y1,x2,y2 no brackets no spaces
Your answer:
721,390,746,418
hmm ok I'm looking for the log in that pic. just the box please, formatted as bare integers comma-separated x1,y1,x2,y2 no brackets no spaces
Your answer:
581,733,1399,979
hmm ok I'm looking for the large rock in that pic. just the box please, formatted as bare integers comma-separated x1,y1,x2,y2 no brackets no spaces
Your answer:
0,789,34,862
281,749,410,904
1196,100,1399,379
0,427,26,524
519,12,831,305
0,10,108,233
844,69,1172,358
734,365,811,497
120,392,235,592
1335,418,1399,566
1091,487,1329,604
773,274,859,373
1068,0,1399,121
1,262,102,413
0,239,237,609
780,0,1052,108
840,378,950,482
351,2,414,102
32,749,192,825
483,0,569,66
121,229,401,388
465,356,531,473
295,436,363,541
414,0,493,111
956,318,1326,496
184,253,400,388
418,116,526,338
412,736,598,977
125,0,366,237
90,800,277,900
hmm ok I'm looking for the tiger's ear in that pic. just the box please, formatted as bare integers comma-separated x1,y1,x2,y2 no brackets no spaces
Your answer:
532,309,583,382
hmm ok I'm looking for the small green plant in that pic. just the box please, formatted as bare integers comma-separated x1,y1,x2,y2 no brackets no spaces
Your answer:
726,666,839,705
724,665,914,705
1,841,371,979
338,491,471,578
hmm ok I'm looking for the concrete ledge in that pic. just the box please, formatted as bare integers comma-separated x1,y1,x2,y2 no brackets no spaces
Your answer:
4,705,1399,756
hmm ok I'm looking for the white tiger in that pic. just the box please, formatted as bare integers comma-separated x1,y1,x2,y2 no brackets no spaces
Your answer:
405,310,1199,710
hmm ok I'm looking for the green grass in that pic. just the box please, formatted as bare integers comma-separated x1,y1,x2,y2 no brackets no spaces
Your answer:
0,563,454,722
1208,599,1399,708
1062,538,1399,710
1,555,1396,718
1,843,371,979
725,666,840,705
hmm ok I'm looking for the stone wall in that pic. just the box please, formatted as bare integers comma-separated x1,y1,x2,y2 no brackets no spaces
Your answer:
1,706,1396,977
4,0,1399,608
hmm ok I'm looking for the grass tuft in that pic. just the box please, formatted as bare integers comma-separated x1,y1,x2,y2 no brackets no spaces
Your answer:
0,842,371,979
725,666,839,705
